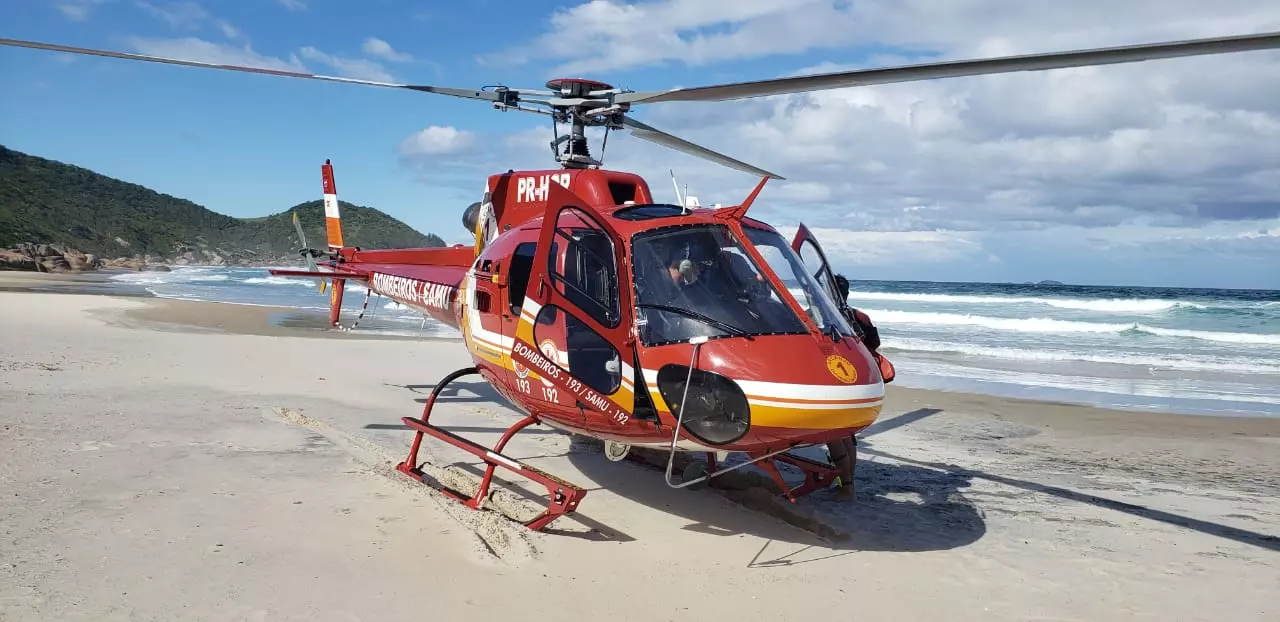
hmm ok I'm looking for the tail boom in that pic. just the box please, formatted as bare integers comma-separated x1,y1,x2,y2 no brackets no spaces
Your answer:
270,246,473,332
340,246,476,333
360,261,468,331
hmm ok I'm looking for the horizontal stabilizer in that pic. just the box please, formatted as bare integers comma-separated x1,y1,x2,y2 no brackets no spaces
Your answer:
267,268,367,281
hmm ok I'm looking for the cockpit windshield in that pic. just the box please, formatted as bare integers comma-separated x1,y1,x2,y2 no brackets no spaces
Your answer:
631,224,809,346
740,225,856,339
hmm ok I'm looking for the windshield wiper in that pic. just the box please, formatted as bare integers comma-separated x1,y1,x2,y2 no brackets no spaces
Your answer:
636,303,753,340
824,322,841,343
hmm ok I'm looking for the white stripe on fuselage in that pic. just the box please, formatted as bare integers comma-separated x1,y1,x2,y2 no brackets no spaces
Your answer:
640,368,884,402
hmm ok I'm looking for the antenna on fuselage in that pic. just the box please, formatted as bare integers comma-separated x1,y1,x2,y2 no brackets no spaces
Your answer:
670,169,687,213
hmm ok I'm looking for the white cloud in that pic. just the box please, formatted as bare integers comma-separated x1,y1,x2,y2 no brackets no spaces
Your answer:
115,3,395,82
127,36,306,73
135,1,208,29
1084,219,1280,251
55,0,111,21
470,3,1280,232
297,46,395,82
56,4,90,20
396,126,492,189
362,37,412,62
399,126,477,156
277,0,305,11
483,0,837,73
124,37,398,83
214,19,241,40
774,225,993,267
128,2,244,42
442,2,1280,285
492,0,1280,75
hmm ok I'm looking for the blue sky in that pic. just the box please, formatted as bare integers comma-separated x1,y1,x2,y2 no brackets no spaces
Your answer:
2,0,1279,289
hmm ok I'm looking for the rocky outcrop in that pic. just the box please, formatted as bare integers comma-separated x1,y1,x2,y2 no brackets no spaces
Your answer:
1,239,296,272
101,258,172,273
101,257,171,272
0,243,104,272
0,249,39,271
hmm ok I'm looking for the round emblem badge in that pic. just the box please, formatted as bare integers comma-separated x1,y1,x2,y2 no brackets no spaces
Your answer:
512,359,530,378
825,354,858,384
538,339,559,387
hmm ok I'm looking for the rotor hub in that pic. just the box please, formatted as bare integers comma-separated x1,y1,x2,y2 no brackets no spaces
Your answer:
545,78,613,98
541,79,617,170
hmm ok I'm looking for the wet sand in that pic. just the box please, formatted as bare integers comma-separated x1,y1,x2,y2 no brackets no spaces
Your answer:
0,269,152,296
1,290,1276,621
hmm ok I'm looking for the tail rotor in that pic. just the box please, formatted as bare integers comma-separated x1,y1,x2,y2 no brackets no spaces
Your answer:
291,209,328,294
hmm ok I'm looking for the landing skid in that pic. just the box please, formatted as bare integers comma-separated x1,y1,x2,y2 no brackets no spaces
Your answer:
395,366,587,531
394,365,839,533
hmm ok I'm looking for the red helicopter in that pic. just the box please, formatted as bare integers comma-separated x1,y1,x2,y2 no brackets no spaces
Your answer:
4,30,1278,531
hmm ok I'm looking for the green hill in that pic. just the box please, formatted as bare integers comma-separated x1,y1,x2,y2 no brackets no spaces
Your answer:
0,145,445,267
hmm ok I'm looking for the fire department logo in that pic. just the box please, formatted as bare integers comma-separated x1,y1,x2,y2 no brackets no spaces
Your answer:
825,354,858,384
538,339,559,387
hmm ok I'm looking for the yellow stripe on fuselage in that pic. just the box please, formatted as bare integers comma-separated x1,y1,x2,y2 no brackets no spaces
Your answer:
641,363,885,430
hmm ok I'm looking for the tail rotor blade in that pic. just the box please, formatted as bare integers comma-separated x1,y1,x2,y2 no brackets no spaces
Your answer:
291,210,325,294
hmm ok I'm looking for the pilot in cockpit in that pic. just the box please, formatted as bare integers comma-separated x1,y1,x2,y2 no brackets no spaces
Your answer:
634,241,718,343
663,244,711,289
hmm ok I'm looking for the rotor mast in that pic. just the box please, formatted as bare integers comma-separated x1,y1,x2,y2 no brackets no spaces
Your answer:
543,78,622,169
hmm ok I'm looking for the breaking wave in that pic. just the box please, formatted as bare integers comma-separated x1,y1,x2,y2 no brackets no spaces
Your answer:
104,267,1280,416
884,337,1280,374
863,309,1280,345
843,291,1213,313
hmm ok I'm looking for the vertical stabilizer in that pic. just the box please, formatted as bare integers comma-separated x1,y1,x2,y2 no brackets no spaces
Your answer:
321,159,345,250
320,159,345,325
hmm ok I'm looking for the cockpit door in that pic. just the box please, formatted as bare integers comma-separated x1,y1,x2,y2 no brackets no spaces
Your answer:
509,188,636,428
791,222,846,310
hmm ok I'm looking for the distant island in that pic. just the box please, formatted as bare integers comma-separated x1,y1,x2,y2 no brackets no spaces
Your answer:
0,145,445,272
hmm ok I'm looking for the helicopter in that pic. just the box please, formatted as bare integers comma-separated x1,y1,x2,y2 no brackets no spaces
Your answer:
3,30,1278,532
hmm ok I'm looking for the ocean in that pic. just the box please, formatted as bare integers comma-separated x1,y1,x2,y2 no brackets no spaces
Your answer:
107,267,1280,418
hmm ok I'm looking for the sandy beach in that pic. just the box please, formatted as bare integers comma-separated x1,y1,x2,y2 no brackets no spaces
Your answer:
1,282,1277,621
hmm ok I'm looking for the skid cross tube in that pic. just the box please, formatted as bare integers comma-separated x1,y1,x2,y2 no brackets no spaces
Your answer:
395,366,587,531
756,451,841,502
665,445,794,489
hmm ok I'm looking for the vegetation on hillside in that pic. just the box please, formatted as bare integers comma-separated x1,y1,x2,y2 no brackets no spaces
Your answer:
0,145,444,266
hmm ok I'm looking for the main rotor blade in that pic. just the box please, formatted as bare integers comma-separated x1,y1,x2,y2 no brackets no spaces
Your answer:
616,30,1280,104
0,37,503,102
620,116,784,180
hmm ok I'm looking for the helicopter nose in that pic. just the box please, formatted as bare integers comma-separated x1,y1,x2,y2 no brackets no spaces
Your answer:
636,335,886,449
717,338,884,435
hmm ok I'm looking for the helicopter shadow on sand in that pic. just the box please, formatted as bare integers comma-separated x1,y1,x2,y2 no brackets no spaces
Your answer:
564,407,988,559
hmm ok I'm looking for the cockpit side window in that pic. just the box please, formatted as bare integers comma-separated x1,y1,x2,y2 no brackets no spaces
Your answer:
548,207,620,328
507,242,537,314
